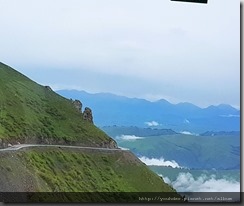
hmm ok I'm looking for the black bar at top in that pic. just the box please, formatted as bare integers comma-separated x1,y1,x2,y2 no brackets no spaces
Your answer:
171,0,208,4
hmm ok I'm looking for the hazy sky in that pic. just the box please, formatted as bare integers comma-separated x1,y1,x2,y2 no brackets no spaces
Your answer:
0,0,240,108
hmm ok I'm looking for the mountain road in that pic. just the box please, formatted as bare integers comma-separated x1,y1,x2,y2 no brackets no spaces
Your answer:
0,144,129,152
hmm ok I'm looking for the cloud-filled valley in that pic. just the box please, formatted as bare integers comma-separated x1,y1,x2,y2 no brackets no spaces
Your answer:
161,172,240,192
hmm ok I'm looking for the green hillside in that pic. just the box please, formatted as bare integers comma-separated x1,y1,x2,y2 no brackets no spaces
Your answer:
0,147,176,193
0,147,180,202
0,62,180,202
0,62,115,148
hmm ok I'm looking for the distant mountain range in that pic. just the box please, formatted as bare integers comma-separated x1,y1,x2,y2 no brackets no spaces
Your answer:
101,126,240,138
102,126,178,138
56,90,240,133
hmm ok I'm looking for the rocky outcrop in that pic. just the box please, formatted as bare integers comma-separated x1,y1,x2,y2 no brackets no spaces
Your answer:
83,107,93,123
0,139,21,149
44,86,52,91
100,138,118,149
72,100,82,113
71,100,93,124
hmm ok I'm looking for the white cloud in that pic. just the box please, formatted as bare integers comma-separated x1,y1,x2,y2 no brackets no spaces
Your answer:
158,174,171,184
180,131,192,135
145,121,159,127
139,156,182,168
162,172,240,192
117,135,144,141
118,146,130,151
180,131,199,136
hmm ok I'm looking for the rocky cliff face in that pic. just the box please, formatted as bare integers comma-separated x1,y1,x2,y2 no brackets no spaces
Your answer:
99,138,118,149
72,100,82,113
83,107,93,123
44,86,52,91
72,100,93,124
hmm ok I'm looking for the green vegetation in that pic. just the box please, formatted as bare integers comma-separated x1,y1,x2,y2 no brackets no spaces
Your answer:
0,62,181,202
0,147,179,202
0,62,113,147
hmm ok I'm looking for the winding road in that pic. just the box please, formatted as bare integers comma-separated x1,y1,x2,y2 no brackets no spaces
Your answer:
0,144,129,152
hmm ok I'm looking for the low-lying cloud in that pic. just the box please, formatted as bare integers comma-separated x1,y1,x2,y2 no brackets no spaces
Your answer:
180,131,199,136
161,172,240,192
139,156,182,168
145,121,159,127
117,135,144,141
118,146,130,150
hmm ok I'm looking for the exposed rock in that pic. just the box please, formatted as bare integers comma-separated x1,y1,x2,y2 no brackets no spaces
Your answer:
7,143,12,147
44,138,50,145
44,86,52,91
72,100,82,113
83,107,93,123
108,138,118,148
100,138,118,149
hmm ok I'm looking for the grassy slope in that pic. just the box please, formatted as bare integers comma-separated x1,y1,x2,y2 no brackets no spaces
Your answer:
0,147,178,202
0,62,180,201
0,62,114,147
